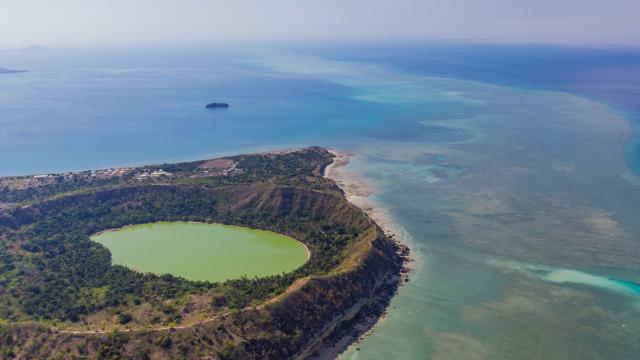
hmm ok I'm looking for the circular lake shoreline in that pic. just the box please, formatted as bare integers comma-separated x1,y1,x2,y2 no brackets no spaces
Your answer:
91,221,309,283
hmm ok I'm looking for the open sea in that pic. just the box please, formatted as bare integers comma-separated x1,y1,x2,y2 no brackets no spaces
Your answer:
1,42,639,359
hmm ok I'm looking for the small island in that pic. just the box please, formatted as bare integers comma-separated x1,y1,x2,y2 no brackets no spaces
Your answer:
0,68,26,74
205,102,230,108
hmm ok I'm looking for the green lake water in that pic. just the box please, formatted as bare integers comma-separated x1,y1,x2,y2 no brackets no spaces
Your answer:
92,222,308,282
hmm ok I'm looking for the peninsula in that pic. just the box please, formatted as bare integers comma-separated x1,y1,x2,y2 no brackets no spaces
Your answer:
0,147,408,359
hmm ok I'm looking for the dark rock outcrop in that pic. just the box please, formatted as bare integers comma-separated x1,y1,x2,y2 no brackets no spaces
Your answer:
205,102,230,108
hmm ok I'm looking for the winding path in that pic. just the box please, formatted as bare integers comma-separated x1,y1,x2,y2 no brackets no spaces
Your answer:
53,277,311,335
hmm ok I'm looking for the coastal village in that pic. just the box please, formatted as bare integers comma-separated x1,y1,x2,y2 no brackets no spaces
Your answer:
0,158,242,203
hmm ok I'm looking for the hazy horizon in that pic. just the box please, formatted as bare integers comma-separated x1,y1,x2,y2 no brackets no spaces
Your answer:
1,0,640,48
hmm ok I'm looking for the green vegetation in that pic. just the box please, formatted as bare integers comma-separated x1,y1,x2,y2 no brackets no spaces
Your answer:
0,147,405,359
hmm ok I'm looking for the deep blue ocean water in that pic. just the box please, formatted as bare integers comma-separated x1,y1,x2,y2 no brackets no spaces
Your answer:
1,43,639,359
1,44,639,175
0,46,388,174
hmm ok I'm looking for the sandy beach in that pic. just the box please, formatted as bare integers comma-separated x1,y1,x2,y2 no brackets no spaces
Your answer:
313,149,412,360
323,149,404,241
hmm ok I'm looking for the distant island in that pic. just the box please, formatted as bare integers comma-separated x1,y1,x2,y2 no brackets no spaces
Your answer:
0,46,73,53
205,102,230,108
0,68,26,74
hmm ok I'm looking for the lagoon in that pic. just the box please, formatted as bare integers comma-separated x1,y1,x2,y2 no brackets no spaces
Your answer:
92,222,308,283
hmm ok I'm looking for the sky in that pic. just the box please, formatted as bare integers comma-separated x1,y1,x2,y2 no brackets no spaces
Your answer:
1,0,639,47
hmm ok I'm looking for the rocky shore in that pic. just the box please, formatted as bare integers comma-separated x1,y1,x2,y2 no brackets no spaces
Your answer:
306,149,412,359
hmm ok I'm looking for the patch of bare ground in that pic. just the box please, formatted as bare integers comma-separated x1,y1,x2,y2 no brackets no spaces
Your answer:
199,159,236,170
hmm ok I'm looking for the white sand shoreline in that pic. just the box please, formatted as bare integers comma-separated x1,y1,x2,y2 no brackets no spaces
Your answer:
323,149,400,240
317,148,413,360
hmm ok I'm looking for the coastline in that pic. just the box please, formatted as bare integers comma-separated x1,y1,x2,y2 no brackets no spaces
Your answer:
323,149,403,244
312,148,412,360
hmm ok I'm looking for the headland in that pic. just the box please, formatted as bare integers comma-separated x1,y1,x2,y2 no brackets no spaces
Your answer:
0,147,408,359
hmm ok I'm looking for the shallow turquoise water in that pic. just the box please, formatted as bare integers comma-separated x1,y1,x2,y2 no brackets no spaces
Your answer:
2,44,639,359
